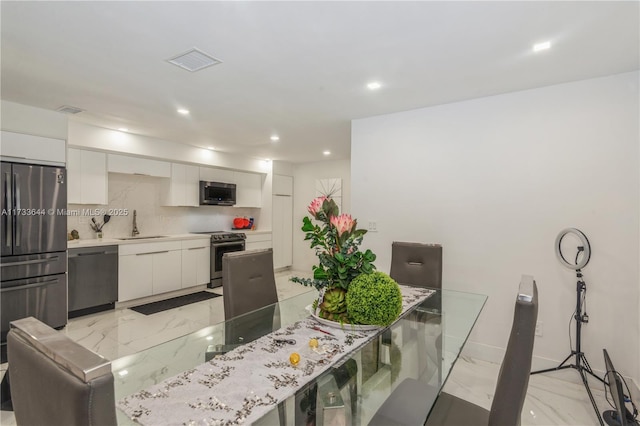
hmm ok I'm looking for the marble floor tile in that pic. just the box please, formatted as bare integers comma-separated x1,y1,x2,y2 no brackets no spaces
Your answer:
444,355,610,426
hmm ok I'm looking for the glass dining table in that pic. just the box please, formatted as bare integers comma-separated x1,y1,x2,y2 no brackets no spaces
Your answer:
113,287,486,425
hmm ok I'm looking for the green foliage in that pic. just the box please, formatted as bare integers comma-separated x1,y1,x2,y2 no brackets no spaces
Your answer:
346,272,402,326
291,197,377,291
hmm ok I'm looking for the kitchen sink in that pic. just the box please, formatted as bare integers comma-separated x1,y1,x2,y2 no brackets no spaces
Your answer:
117,235,167,240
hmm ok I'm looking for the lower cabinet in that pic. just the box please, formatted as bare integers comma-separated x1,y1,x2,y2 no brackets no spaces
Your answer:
118,241,183,302
152,250,183,294
245,232,272,251
118,254,153,302
181,240,210,288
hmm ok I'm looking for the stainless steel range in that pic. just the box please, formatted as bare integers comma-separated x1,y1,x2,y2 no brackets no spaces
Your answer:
192,231,246,288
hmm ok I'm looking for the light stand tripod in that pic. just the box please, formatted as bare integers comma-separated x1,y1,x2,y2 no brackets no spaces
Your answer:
531,228,605,425
531,268,604,425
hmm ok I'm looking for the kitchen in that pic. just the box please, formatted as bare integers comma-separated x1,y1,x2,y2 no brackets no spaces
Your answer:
1,1,639,425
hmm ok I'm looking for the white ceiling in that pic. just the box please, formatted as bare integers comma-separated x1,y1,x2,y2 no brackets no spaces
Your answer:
2,1,638,163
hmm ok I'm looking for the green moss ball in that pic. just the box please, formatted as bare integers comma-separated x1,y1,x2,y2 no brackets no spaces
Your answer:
346,272,402,326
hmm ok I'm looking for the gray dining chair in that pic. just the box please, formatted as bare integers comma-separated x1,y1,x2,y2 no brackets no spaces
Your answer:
369,275,538,426
389,241,443,382
222,248,279,319
390,241,442,289
219,248,285,426
7,316,116,426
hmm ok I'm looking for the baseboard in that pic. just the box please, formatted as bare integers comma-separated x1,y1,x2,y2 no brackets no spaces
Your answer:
459,340,632,388
115,285,208,309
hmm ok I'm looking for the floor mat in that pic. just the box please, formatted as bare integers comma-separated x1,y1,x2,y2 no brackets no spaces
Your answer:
129,291,221,315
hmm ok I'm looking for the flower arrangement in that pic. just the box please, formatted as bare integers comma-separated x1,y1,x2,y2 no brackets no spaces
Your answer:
291,196,376,292
292,196,406,326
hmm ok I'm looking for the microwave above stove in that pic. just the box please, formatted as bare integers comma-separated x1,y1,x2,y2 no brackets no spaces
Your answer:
200,181,236,206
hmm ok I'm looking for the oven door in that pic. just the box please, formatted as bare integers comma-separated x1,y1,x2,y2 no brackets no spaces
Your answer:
210,241,245,288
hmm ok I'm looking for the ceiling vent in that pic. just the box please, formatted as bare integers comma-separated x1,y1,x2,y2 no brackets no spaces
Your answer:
166,48,222,72
56,105,84,114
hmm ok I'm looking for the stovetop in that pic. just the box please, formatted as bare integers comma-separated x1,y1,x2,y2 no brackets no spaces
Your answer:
191,231,246,242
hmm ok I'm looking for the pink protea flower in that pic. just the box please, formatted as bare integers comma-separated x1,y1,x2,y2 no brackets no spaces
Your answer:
330,213,355,236
307,196,328,218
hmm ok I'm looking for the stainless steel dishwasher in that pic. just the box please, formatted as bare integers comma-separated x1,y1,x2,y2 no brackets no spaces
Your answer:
68,245,118,318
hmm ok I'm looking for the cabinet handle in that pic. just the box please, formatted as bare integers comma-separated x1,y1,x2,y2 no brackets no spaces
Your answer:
136,250,169,256
188,247,205,250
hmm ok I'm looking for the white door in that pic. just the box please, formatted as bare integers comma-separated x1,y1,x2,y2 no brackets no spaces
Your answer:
273,195,293,269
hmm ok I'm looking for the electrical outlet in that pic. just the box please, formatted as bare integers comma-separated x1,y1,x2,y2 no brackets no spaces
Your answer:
368,222,377,232
535,321,543,337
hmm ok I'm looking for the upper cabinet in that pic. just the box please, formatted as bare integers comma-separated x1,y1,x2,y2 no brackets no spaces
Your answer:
1,131,65,165
107,154,171,177
273,174,293,196
67,148,108,205
199,167,234,183
234,171,262,208
162,163,199,207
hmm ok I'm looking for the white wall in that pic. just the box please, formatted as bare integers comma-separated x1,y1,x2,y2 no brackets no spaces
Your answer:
1,100,68,140
292,159,351,273
351,71,639,382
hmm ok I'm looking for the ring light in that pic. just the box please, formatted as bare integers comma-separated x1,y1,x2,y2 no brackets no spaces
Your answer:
555,228,590,270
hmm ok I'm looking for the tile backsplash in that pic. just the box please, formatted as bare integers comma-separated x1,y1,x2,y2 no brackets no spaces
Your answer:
67,173,257,240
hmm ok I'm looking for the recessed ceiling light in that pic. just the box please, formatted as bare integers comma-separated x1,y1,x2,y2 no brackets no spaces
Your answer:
118,370,129,377
367,82,382,90
270,135,280,142
264,158,271,162
533,41,551,52
207,146,214,150
323,150,331,156
177,108,190,115
118,128,128,132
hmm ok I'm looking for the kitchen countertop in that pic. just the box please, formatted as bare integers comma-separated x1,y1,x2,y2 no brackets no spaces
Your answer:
67,233,211,249
228,229,272,235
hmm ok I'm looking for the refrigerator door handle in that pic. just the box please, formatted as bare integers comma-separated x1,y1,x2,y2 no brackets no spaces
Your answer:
1,278,60,293
4,171,11,248
0,256,60,267
14,172,20,246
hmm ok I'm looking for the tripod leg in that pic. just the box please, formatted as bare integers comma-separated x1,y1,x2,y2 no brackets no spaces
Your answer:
579,368,604,426
579,353,605,384
531,352,574,375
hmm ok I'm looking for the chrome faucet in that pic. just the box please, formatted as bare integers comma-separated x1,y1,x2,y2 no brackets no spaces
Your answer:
131,210,139,237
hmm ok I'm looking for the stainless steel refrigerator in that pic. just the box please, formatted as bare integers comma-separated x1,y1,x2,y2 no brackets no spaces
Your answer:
1,161,68,359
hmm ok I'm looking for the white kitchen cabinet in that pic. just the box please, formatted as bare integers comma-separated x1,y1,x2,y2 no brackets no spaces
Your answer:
199,167,234,183
234,171,263,208
273,174,293,196
118,253,153,302
118,240,183,302
107,153,171,177
1,131,66,165
152,250,182,294
273,195,293,269
181,239,210,288
67,148,108,205
163,163,199,206
245,232,272,251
